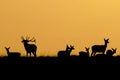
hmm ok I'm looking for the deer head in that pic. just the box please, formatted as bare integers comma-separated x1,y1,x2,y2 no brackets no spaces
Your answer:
69,45,75,50
111,48,117,53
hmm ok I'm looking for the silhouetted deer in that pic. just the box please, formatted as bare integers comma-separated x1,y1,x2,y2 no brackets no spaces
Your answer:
79,47,89,58
106,48,117,56
58,45,75,57
21,36,37,57
91,38,109,57
5,47,21,57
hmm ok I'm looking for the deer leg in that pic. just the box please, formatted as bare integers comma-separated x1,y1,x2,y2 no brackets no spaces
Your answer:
34,52,36,57
103,52,105,55
30,52,31,57
93,52,96,56
91,52,93,57
26,52,28,57
35,51,37,57
33,52,36,57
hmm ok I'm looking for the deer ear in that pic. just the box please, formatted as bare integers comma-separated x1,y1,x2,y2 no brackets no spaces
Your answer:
66,44,69,47
111,48,114,50
85,47,87,49
104,38,105,40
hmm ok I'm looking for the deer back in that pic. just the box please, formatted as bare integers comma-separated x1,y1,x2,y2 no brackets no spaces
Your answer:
91,38,109,57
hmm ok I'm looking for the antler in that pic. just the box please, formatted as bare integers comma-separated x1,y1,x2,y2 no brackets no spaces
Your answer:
29,37,36,43
26,36,30,40
21,36,36,43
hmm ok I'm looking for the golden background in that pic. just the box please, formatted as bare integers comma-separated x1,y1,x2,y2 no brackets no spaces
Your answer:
0,0,120,56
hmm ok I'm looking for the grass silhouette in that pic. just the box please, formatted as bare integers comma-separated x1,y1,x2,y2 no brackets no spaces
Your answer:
0,55,120,65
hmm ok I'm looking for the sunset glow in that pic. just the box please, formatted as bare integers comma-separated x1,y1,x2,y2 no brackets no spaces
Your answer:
0,0,120,56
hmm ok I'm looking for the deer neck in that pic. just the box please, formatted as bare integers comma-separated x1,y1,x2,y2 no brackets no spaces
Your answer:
104,42,108,47
6,50,9,54
67,49,73,54
24,43,29,48
87,51,89,54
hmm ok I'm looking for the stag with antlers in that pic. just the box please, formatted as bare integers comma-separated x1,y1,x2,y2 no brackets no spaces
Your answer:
21,36,37,57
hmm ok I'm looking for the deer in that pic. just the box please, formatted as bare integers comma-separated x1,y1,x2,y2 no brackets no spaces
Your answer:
106,48,117,56
91,38,109,57
21,36,37,57
57,45,75,57
79,47,90,58
5,47,21,57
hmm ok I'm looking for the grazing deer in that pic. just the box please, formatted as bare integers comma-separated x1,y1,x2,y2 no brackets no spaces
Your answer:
106,48,117,56
5,47,21,57
21,36,37,57
58,45,75,57
91,38,109,57
79,47,90,58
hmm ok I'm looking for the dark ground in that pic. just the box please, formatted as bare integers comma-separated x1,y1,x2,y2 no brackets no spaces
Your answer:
0,55,120,65
1,55,120,79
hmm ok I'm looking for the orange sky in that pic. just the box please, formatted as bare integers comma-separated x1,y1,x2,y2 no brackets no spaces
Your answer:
0,0,120,56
